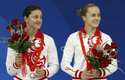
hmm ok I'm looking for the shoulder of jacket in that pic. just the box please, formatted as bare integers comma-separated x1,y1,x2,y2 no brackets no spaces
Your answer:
100,31,111,38
43,33,54,42
69,31,79,38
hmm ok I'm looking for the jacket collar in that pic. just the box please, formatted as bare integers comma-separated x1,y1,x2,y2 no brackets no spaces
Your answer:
80,26,100,36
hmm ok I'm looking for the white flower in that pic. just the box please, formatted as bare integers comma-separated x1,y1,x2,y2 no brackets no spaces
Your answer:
10,29,15,35
96,44,103,51
16,30,21,35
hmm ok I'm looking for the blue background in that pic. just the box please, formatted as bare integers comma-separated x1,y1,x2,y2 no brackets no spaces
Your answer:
0,0,125,79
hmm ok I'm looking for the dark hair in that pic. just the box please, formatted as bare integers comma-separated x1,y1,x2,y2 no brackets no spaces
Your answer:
77,3,98,16
23,5,42,17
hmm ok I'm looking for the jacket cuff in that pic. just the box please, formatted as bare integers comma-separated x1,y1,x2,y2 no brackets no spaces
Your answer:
44,69,49,76
13,62,20,69
75,70,83,78
99,69,106,77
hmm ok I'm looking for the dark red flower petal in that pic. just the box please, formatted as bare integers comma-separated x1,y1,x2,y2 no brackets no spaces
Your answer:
22,32,29,41
104,44,111,50
110,51,117,59
94,52,102,60
111,42,117,49
8,39,14,44
20,22,26,29
100,58,110,68
12,34,20,41
6,25,13,33
12,19,20,25
91,49,97,54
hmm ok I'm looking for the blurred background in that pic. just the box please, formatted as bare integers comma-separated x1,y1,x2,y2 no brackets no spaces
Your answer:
0,0,125,79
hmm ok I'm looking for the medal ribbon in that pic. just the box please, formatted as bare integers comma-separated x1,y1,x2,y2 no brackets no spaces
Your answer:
25,30,45,72
79,27,101,71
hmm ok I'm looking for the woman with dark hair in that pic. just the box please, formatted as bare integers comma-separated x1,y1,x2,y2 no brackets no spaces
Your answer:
61,3,117,80
6,5,59,80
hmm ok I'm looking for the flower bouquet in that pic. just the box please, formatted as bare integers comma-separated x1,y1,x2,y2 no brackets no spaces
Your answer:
86,42,125,74
4,19,34,77
6,19,33,52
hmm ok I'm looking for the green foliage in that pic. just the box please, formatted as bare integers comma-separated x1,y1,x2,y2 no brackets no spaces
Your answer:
86,55,100,69
8,39,33,52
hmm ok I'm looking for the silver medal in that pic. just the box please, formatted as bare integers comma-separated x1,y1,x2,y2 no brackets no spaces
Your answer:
30,72,36,79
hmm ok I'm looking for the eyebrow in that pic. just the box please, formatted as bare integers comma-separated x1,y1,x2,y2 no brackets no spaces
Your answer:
31,14,42,16
91,12,100,14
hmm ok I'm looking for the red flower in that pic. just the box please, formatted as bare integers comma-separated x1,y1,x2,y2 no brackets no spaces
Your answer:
104,44,111,50
92,49,97,54
94,52,102,60
107,50,110,53
20,22,26,29
100,58,110,68
12,19,20,25
22,32,29,41
8,39,14,44
12,34,20,41
6,25,13,33
111,42,117,49
110,51,117,59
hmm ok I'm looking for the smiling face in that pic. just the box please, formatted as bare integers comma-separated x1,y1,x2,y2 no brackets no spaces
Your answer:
24,10,43,30
82,6,101,28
